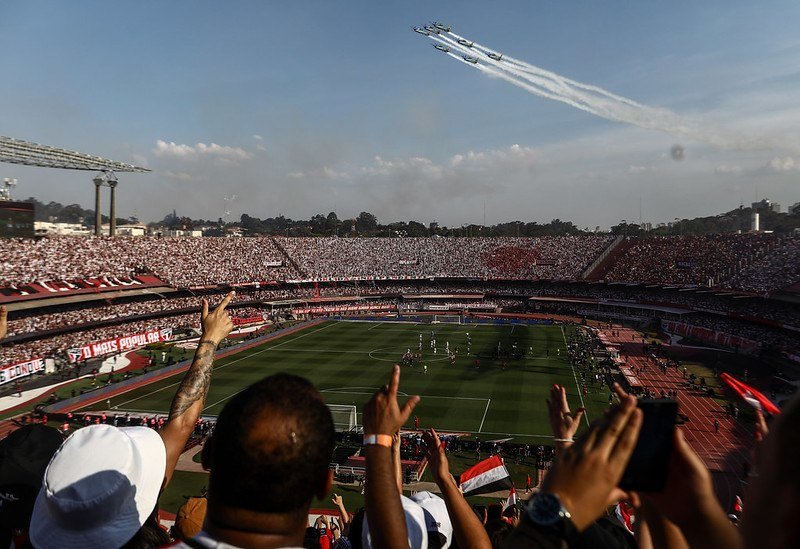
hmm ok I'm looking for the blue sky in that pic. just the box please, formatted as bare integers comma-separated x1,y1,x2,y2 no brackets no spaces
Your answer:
2,1,800,228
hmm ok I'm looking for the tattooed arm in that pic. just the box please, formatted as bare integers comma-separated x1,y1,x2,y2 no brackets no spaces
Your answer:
159,292,234,486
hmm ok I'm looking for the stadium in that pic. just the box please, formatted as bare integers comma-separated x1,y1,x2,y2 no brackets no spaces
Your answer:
1,4,799,549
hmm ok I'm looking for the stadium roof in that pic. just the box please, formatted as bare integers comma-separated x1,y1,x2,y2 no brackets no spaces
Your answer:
0,135,150,172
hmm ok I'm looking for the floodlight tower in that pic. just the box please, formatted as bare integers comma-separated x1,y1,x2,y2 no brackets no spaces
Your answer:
107,172,118,237
93,173,105,236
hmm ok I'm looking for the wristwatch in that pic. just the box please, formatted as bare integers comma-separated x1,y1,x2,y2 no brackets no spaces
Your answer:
526,492,580,543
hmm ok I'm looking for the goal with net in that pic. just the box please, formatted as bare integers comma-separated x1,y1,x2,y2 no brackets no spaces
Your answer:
433,314,462,324
327,404,359,432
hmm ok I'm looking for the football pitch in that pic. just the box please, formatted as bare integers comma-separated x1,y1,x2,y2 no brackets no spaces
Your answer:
84,320,610,442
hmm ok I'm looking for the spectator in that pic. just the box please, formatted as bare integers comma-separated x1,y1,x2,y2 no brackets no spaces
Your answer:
421,428,491,548
176,372,335,548
0,425,63,548
28,292,234,548
361,365,424,549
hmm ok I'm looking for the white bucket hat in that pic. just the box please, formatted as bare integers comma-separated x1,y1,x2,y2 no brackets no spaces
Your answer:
29,424,166,549
410,491,453,548
362,494,428,548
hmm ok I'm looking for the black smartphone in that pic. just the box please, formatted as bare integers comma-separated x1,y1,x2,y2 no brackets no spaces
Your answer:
619,398,678,492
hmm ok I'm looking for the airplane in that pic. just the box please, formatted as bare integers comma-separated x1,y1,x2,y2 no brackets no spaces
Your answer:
487,52,503,61
463,55,479,64
456,38,474,47
413,26,430,36
433,22,451,32
424,24,440,34
433,44,450,53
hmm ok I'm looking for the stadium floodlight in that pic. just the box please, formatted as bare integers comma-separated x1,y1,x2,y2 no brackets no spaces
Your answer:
0,135,149,172
0,136,150,237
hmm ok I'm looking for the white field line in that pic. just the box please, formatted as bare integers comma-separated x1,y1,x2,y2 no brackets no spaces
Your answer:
561,326,590,426
114,322,338,409
478,398,492,432
368,322,384,330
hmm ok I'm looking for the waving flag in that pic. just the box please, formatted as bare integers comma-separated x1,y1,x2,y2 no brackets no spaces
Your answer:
504,486,518,510
459,455,512,496
720,373,780,415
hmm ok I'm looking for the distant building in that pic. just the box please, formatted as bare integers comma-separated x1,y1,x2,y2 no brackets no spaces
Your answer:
1,201,35,238
790,202,800,215
752,198,781,213
115,224,148,237
34,221,89,236
167,228,204,237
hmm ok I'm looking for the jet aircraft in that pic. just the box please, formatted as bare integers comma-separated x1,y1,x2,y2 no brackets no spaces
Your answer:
434,44,450,53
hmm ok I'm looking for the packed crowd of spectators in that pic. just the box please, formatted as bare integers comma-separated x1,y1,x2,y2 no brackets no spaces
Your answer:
604,234,779,287
3,234,798,297
280,235,613,280
721,236,800,293
0,236,296,288
0,313,198,366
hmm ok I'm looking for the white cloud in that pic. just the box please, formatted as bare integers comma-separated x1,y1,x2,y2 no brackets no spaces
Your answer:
628,165,658,174
252,134,263,141
714,164,744,175
164,170,196,181
286,166,347,180
767,156,796,172
152,140,252,163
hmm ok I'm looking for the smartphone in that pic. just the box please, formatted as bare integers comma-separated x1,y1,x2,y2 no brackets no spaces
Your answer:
619,399,678,492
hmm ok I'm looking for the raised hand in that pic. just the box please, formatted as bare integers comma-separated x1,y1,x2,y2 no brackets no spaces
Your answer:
540,393,642,531
422,428,451,486
201,291,235,344
547,384,585,443
363,365,420,436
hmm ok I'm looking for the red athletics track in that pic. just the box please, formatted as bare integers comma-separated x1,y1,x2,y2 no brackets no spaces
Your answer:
599,326,749,510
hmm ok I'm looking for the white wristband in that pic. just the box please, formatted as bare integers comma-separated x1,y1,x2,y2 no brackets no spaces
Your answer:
553,438,574,443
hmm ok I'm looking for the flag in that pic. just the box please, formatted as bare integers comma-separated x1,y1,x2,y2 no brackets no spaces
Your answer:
459,455,512,496
503,486,518,510
615,502,635,535
720,373,780,415
733,495,743,514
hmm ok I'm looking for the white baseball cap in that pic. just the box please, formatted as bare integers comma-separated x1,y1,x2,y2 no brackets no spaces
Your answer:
30,424,166,549
410,491,453,548
363,494,428,548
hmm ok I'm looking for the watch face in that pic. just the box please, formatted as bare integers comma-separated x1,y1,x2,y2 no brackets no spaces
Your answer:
528,492,562,526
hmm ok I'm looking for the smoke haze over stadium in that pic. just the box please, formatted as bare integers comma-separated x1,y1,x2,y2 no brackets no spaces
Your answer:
2,0,800,227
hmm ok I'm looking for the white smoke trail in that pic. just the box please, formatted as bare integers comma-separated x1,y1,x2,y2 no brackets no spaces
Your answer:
424,28,798,152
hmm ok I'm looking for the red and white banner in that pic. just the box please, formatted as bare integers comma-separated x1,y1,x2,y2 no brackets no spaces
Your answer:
293,304,397,315
0,357,46,385
68,328,173,362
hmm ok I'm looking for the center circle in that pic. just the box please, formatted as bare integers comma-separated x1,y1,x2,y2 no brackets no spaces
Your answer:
368,346,451,363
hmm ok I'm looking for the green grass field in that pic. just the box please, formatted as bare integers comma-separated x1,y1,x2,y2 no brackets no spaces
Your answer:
81,319,609,441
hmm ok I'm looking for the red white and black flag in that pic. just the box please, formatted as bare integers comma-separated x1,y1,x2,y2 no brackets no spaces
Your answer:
504,486,518,510
459,455,512,496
